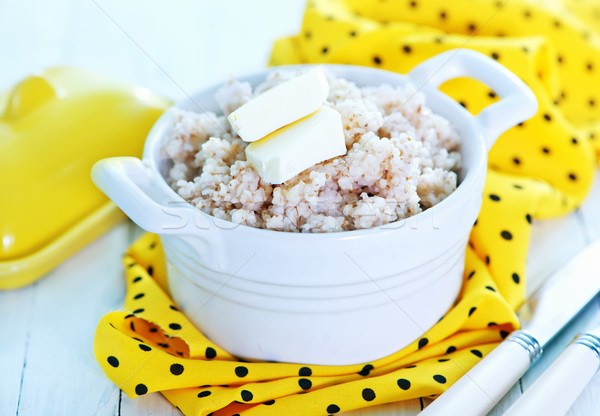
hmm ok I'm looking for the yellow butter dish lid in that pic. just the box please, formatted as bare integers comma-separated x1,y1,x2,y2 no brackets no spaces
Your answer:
0,67,170,289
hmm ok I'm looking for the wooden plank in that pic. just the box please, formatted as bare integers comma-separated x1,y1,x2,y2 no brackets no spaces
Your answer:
14,223,129,415
120,392,181,416
0,284,35,414
525,210,589,299
579,171,600,242
486,383,523,416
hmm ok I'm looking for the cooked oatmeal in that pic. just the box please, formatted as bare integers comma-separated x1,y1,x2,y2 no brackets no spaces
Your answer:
162,69,461,232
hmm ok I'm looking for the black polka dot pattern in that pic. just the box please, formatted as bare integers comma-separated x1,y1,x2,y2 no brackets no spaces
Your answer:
471,349,483,358
362,388,376,401
139,344,152,352
170,363,184,375
327,404,341,414
358,364,374,376
135,384,148,395
198,390,211,398
299,367,312,377
418,338,428,349
241,390,253,401
107,356,119,368
298,378,312,390
397,378,411,390
235,366,249,377
433,375,447,384
205,347,216,359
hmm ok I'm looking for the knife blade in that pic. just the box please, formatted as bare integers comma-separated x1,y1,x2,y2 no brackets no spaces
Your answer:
419,238,600,416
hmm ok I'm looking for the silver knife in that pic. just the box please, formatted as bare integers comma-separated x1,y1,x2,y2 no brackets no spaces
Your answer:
419,239,600,416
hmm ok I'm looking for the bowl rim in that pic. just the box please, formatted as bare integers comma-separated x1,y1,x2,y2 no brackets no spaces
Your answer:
143,63,488,240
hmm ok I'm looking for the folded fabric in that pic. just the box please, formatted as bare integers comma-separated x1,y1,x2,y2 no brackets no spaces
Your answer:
95,233,518,415
94,0,599,415
270,0,599,310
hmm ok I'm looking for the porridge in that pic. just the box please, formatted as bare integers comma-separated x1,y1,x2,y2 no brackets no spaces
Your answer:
162,68,461,232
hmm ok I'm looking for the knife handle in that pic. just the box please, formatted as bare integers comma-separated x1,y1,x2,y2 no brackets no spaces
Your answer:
503,333,600,416
419,330,541,416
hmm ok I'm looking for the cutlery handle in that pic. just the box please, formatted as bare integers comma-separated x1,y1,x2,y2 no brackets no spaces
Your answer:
504,333,600,416
419,330,541,416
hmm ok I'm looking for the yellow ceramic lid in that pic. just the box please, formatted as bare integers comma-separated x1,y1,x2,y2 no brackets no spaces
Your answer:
0,67,170,289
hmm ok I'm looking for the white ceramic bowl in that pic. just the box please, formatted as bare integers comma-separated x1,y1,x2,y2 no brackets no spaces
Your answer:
92,50,537,365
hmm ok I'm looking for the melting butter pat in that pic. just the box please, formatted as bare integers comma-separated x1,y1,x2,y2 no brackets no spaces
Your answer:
245,106,346,184
228,68,329,142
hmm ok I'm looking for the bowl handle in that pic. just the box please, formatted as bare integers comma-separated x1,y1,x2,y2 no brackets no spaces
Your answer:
91,157,201,235
408,49,538,150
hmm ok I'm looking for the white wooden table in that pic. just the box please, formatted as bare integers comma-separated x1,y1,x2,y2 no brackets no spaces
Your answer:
2,1,600,414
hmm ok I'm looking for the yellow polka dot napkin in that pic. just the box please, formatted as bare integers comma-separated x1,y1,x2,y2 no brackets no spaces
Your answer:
95,234,517,415
94,0,599,415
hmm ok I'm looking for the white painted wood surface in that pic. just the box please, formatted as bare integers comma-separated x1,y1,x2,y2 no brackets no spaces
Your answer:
1,1,599,414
